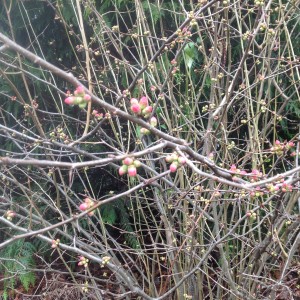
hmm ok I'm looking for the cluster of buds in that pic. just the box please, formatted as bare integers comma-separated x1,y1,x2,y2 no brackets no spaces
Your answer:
281,181,293,192
250,187,264,198
271,140,296,156
130,96,153,118
230,164,247,176
92,109,103,120
250,169,263,182
5,210,16,221
64,86,91,108
82,281,89,293
266,183,279,193
165,152,187,173
79,198,95,216
176,27,192,39
230,165,263,182
51,239,60,249
78,256,89,267
246,210,257,220
119,157,141,177
100,256,111,268
140,116,158,135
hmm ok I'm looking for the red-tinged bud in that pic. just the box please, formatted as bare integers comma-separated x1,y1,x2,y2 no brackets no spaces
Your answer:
232,176,239,182
123,157,134,166
118,165,128,176
75,86,85,95
150,116,157,127
142,106,153,114
130,98,139,105
170,162,178,173
165,155,173,163
139,96,148,109
150,85,156,92
6,210,16,220
230,164,237,172
131,103,141,114
133,160,141,168
178,156,187,165
79,203,88,211
275,140,281,145
51,239,60,248
65,97,75,105
140,128,150,135
84,197,93,206
128,165,137,177
83,94,91,101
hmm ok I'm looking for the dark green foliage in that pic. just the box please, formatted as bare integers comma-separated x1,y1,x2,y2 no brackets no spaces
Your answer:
0,239,36,299
100,199,140,249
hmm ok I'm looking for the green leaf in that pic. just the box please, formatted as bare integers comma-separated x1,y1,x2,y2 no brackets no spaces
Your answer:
100,204,117,225
183,42,196,70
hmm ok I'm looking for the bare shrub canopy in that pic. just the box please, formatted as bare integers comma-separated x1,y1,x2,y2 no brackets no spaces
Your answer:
0,0,299,299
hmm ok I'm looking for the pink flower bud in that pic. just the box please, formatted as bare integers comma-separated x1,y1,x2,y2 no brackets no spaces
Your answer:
6,210,16,220
84,197,93,205
123,157,134,166
79,203,88,211
150,117,157,127
130,98,139,105
232,176,239,182
84,94,91,101
128,165,137,177
133,160,141,168
139,96,148,109
275,140,281,145
230,164,237,172
118,165,128,176
75,86,85,95
150,85,156,92
131,103,141,114
165,155,173,163
64,97,75,105
170,162,178,173
142,106,153,114
171,59,177,65
178,156,186,165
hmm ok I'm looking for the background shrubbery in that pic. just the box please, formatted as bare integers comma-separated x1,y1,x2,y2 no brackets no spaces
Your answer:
0,0,299,299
